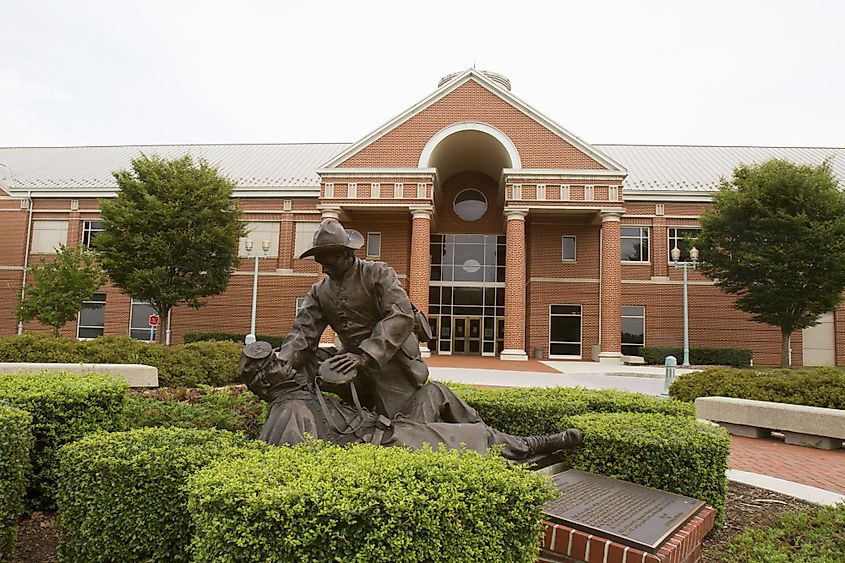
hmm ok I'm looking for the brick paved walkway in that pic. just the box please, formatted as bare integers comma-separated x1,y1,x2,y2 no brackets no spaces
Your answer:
729,435,845,494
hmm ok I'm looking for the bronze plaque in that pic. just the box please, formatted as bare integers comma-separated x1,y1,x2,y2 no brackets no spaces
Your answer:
543,470,705,553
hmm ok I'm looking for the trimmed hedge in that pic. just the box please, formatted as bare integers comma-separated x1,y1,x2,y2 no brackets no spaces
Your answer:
669,367,845,409
0,373,127,510
641,346,752,367
188,442,556,563
184,331,284,348
124,385,268,438
568,412,730,524
0,405,33,559
57,427,266,563
724,502,845,562
449,384,695,435
0,334,242,387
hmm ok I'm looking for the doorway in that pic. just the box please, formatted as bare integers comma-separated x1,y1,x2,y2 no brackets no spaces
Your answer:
452,317,482,355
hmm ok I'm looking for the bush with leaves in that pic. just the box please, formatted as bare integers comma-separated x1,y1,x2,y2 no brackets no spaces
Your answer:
641,346,752,368
184,331,285,348
189,442,556,563
567,412,730,524
448,383,694,435
57,427,266,563
124,385,268,438
0,334,242,387
669,367,845,409
0,405,33,559
0,373,127,510
724,502,845,562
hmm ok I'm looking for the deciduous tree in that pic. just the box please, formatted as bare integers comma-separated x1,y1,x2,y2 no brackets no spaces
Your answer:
697,158,845,366
16,244,107,336
96,154,245,344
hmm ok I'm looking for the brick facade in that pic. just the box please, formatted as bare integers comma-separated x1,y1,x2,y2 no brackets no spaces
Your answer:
0,70,838,366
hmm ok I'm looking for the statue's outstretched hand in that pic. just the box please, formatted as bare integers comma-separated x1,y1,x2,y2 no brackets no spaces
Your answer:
328,352,365,374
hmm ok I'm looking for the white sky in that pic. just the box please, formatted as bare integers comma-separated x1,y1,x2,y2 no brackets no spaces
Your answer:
2,0,843,148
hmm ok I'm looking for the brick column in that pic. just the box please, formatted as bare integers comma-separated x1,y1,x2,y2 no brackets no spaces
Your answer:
599,212,623,364
501,207,529,361
652,216,668,278
409,205,433,357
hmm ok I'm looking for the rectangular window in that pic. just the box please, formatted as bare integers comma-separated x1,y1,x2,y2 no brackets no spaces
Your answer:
609,186,619,201
584,186,595,201
560,185,571,201
549,305,582,358
77,293,106,339
371,183,381,198
294,222,321,259
511,184,522,199
536,184,546,200
621,305,645,356
82,220,106,248
417,183,427,199
324,183,334,198
367,232,382,258
296,297,306,313
621,227,650,262
239,221,280,258
347,183,357,198
562,235,576,262
31,220,69,253
668,227,701,263
394,183,403,199
129,298,157,342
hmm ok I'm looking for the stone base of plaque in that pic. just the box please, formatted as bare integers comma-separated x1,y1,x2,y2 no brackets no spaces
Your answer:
537,506,716,563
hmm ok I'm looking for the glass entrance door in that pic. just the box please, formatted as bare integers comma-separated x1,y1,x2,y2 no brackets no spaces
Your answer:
453,317,482,355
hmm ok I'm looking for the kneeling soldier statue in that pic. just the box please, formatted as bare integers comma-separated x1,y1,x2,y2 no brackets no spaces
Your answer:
239,218,583,462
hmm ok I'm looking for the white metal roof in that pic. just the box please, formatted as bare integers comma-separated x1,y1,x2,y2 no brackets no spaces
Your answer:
0,143,349,197
1,142,842,199
595,144,845,193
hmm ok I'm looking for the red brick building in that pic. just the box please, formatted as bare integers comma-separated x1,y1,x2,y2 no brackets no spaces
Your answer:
1,69,844,366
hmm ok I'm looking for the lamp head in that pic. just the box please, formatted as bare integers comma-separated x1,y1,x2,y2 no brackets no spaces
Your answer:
245,239,254,253
689,246,699,263
261,239,271,254
670,246,681,263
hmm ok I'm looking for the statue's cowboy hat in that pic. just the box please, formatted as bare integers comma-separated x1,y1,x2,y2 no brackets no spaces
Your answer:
298,219,364,259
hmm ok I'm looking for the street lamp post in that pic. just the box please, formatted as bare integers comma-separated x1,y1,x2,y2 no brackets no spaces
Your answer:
244,238,271,345
671,244,699,367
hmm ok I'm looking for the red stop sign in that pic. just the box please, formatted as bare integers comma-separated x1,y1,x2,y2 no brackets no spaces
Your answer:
148,314,159,326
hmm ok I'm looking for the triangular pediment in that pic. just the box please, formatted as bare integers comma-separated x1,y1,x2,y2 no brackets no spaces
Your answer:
323,69,626,174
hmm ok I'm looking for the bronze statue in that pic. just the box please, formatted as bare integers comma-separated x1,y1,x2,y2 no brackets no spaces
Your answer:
239,218,583,462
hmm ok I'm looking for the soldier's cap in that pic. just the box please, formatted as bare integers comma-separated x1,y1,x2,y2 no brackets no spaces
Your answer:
243,340,275,360
299,219,364,259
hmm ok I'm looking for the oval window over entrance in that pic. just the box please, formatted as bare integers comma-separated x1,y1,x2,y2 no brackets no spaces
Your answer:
454,189,488,222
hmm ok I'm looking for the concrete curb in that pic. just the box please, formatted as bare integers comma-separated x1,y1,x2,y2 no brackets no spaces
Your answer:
0,362,159,388
727,470,845,506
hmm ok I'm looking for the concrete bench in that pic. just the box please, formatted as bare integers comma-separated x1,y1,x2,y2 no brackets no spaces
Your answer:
0,363,158,388
695,396,845,450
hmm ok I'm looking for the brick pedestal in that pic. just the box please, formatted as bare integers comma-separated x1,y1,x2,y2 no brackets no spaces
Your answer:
538,507,715,563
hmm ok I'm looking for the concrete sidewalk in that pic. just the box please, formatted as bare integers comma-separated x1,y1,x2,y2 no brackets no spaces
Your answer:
427,356,845,505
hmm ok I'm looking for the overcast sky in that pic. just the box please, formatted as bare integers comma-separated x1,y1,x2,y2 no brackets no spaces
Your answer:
2,1,843,148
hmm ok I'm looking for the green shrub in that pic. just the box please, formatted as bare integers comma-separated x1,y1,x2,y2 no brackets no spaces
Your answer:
184,331,284,348
567,412,730,525
57,427,266,563
188,442,556,563
124,385,268,438
641,346,752,367
0,373,127,510
447,383,694,435
669,367,845,409
724,502,845,562
0,334,243,387
0,405,33,559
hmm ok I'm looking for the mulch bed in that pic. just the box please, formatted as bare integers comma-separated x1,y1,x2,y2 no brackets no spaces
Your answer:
9,481,818,563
